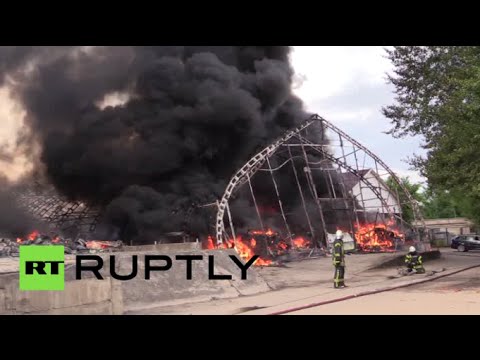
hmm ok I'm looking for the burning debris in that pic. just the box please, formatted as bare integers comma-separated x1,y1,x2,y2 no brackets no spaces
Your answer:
353,223,404,253
204,235,272,266
203,228,313,266
0,230,123,257
203,221,406,266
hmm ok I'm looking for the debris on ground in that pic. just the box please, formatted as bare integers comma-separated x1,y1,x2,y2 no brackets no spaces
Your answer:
0,231,123,257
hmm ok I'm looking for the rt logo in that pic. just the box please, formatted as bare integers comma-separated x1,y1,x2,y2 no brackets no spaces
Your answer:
19,246,65,291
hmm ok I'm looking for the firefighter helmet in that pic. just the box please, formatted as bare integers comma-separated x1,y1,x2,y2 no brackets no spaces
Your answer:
335,230,344,239
409,246,416,253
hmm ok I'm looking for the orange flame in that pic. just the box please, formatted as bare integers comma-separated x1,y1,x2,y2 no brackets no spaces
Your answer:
85,240,112,250
203,234,272,266
16,230,40,244
250,228,276,237
230,237,272,266
292,236,310,249
206,235,215,250
27,230,39,241
354,223,403,252
202,230,313,266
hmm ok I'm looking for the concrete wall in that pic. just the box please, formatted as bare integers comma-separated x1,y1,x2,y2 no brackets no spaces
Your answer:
0,267,123,315
428,227,469,237
0,246,269,315
413,218,474,235
107,248,270,312
412,218,475,246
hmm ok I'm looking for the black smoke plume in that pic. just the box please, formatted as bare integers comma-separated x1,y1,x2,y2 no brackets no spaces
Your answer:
0,46,348,243
0,176,47,237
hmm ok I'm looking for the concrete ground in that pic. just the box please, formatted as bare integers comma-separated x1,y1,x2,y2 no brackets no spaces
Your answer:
289,267,480,315
128,249,480,315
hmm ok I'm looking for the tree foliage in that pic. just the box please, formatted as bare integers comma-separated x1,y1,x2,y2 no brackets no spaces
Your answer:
385,176,423,224
383,46,480,224
421,188,467,219
385,176,471,223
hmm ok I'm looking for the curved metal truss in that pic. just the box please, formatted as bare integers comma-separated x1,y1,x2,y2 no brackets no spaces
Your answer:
12,185,101,235
216,114,426,245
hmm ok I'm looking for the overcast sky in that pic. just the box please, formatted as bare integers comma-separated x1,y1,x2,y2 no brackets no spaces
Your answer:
290,46,426,185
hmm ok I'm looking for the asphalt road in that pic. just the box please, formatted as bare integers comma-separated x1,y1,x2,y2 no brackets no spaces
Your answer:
285,266,480,315
129,249,480,315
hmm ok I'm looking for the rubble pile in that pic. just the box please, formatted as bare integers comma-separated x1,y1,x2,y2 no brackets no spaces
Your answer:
0,231,123,257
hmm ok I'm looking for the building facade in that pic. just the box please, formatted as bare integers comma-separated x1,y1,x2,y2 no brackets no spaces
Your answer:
340,169,402,216
412,217,475,246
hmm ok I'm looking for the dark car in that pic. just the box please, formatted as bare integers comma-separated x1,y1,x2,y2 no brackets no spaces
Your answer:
451,234,480,252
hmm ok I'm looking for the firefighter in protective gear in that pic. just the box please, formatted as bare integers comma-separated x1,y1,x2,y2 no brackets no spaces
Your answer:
332,230,346,288
405,246,425,274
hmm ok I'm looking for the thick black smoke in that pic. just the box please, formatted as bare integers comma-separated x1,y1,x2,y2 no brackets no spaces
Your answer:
0,46,347,243
0,176,47,237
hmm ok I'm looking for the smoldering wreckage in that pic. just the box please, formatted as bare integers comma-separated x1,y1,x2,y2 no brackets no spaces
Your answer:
0,230,122,257
0,223,407,268
0,46,419,267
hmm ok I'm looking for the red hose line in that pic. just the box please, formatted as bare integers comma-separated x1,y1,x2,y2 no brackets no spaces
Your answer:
268,263,480,315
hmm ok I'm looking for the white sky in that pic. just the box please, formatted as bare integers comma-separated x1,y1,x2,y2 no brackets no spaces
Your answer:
290,46,426,185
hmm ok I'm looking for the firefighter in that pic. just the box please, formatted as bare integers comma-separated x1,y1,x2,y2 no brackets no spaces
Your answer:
332,230,346,288
405,246,425,274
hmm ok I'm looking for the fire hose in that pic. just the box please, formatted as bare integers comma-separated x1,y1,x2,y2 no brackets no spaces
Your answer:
268,263,480,315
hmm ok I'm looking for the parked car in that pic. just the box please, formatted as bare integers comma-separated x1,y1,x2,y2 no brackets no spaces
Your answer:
450,234,480,252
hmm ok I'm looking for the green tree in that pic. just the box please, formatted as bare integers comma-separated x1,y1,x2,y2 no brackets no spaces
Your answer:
382,46,480,225
421,189,466,219
385,176,424,224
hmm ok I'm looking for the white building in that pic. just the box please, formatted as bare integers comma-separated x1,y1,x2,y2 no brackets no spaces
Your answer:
340,169,402,216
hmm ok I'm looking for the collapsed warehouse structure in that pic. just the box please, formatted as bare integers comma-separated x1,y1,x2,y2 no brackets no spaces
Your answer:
212,114,427,263
10,184,101,238
2,114,427,264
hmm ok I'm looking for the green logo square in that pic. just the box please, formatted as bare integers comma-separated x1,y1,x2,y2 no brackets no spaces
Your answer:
19,246,65,291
